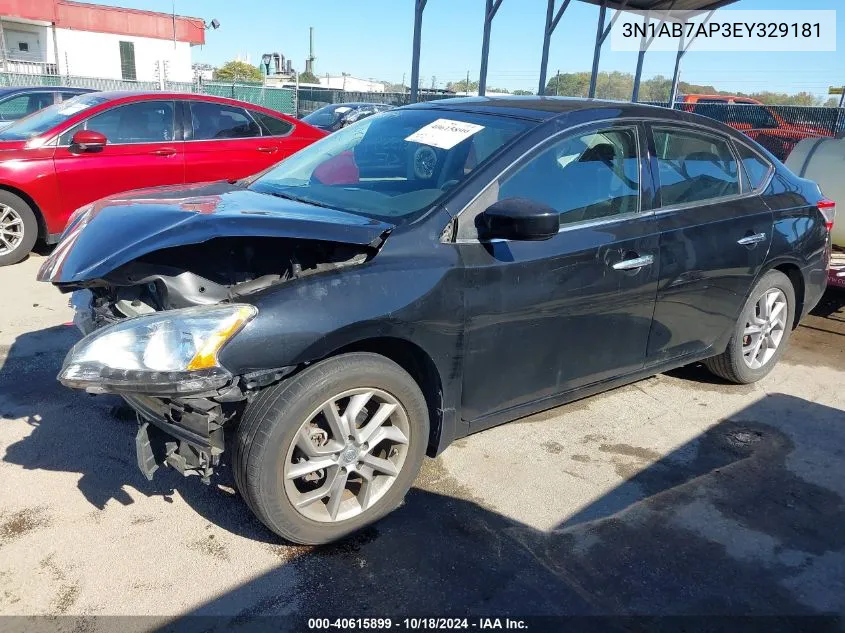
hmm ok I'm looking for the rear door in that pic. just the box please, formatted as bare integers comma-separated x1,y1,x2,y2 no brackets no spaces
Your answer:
53,99,184,223
645,123,773,363
248,108,315,160
184,100,282,182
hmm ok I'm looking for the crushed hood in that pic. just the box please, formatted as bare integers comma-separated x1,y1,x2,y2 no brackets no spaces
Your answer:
38,181,394,283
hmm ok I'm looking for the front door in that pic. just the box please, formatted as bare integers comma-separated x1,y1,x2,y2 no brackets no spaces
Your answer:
458,122,660,426
53,99,184,224
645,124,773,362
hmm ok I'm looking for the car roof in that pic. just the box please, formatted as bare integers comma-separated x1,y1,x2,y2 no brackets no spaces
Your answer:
405,95,753,135
0,86,95,96
73,90,298,117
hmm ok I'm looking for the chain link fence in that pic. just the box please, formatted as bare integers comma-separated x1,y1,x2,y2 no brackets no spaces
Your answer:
645,101,845,161
0,72,297,115
296,87,451,117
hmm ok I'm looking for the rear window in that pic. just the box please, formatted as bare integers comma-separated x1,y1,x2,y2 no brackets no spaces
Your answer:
653,127,739,207
251,110,293,136
735,142,772,190
190,102,261,140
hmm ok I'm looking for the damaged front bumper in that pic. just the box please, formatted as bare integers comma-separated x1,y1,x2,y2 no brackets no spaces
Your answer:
129,394,227,484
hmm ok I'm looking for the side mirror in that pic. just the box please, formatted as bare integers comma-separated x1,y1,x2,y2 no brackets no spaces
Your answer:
479,197,559,241
71,130,107,151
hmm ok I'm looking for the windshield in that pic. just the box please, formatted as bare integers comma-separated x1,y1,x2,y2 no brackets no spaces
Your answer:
302,104,357,128
0,93,108,141
251,108,531,224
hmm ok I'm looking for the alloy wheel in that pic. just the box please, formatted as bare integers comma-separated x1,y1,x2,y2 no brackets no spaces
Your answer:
0,204,24,255
283,387,410,523
742,288,788,369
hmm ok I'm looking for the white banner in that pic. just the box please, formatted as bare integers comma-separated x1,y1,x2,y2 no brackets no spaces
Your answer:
610,10,836,52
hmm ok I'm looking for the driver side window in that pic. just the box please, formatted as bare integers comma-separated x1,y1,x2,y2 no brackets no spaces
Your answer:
497,127,640,226
59,101,175,145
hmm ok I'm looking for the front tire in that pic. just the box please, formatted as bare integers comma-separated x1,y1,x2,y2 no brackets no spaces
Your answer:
233,352,429,544
0,191,38,266
703,269,795,384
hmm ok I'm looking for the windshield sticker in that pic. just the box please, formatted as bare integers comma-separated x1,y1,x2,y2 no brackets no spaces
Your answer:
57,102,90,116
334,106,352,113
405,119,485,150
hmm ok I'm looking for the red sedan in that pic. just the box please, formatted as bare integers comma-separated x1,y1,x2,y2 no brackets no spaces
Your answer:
0,91,326,265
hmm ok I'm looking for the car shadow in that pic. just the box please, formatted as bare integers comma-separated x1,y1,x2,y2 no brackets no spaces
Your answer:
810,286,845,320
161,392,845,627
0,324,279,544
3,326,845,623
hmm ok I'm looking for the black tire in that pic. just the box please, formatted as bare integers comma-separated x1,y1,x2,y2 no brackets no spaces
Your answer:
0,190,38,266
233,352,429,544
703,269,795,384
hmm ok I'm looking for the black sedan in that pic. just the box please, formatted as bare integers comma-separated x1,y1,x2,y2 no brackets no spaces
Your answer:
301,102,394,132
39,97,833,544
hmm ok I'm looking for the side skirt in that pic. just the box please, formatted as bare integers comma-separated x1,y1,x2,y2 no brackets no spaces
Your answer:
464,348,719,436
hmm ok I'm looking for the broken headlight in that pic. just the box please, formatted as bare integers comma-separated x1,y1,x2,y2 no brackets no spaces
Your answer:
58,304,257,395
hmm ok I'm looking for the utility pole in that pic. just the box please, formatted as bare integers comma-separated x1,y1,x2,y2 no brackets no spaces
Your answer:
466,70,470,95
555,69,560,96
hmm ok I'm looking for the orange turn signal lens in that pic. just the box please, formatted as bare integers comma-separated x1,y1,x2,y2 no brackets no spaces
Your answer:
186,305,256,371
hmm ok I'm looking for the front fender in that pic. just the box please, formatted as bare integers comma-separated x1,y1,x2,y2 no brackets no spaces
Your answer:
218,247,465,395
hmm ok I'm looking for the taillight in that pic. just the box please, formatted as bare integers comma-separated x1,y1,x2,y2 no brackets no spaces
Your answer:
818,199,836,232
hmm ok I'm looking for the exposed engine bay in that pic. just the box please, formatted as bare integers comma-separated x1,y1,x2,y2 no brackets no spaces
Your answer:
67,236,372,327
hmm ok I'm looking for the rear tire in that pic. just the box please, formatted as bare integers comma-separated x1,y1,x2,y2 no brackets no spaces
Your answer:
0,191,38,267
703,269,795,384
233,352,429,545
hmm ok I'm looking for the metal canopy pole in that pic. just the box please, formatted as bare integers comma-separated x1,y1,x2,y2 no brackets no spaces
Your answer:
410,0,427,103
631,14,650,102
668,9,715,106
478,0,504,96
633,0,678,102
668,31,685,106
588,1,607,98
587,0,628,98
538,0,573,95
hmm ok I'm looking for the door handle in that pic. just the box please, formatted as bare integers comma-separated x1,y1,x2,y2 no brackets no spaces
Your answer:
737,232,767,246
257,146,278,154
612,254,654,271
150,148,177,157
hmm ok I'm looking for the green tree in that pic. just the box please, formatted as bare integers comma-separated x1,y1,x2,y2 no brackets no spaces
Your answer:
446,78,479,94
512,89,534,96
212,60,263,83
299,71,320,84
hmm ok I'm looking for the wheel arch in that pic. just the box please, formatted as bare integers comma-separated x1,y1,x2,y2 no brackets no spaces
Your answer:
330,337,445,457
0,183,47,240
762,261,805,329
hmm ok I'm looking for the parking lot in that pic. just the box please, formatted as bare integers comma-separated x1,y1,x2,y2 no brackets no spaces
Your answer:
1,252,844,626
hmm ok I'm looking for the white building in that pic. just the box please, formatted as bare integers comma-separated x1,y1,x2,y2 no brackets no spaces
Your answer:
0,0,205,83
319,75,385,93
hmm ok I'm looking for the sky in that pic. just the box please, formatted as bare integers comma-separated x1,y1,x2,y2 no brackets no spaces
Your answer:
86,0,844,99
